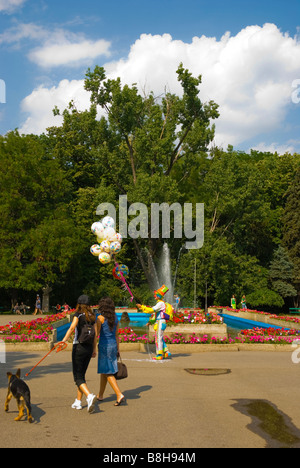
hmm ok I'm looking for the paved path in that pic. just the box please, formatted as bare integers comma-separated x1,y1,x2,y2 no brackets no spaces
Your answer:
0,314,50,326
1,348,300,449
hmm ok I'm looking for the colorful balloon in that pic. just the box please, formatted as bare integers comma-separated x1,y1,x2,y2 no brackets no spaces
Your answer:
112,264,129,281
99,252,112,264
102,216,115,229
111,232,123,243
90,244,102,257
100,240,111,253
103,227,116,241
91,222,104,238
110,241,122,254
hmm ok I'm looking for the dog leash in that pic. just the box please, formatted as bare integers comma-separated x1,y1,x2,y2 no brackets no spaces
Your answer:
25,341,68,378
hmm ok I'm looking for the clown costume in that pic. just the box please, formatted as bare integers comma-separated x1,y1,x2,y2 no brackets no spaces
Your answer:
137,285,172,360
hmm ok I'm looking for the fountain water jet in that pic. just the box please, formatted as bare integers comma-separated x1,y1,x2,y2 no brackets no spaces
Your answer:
146,248,160,290
158,242,174,303
173,246,184,292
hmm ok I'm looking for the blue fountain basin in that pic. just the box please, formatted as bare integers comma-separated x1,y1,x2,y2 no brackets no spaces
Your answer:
221,313,291,331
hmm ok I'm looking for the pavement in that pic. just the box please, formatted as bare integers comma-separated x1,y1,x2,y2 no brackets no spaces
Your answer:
1,314,300,449
1,348,300,449
0,314,49,326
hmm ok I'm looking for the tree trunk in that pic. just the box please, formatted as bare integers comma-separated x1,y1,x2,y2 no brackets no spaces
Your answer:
42,285,53,314
10,288,18,310
132,239,152,288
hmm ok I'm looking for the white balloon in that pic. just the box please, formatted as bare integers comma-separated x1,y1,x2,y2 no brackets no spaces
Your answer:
103,227,116,241
91,222,102,235
102,216,115,229
100,240,111,253
111,232,123,243
98,252,112,264
90,244,102,256
110,241,122,254
95,223,105,238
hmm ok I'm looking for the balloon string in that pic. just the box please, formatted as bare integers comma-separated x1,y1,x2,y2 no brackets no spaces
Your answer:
114,259,135,302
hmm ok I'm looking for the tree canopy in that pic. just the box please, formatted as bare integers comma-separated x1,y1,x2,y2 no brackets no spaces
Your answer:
0,64,299,311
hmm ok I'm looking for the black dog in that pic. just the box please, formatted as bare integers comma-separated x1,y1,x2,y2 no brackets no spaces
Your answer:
5,369,33,423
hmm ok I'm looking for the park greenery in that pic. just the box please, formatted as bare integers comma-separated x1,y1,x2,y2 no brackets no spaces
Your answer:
0,64,299,312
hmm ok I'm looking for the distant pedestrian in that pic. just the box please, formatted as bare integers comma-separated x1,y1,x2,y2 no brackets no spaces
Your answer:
174,294,180,312
231,295,236,310
33,295,42,315
62,294,97,413
241,295,247,310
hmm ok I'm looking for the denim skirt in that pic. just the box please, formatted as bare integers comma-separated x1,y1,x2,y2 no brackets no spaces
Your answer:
98,343,118,375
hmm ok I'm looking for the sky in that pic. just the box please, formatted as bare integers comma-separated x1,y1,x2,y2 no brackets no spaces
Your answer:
0,0,300,153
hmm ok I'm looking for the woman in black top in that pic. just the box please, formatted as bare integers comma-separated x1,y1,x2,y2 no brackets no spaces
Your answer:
62,295,97,413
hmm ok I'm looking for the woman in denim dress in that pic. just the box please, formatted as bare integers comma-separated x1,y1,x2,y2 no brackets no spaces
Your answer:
96,297,125,406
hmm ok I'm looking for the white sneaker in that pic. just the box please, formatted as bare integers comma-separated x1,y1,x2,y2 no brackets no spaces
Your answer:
87,393,96,413
71,399,82,410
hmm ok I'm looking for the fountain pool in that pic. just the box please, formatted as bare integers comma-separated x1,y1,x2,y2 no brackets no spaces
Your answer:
55,310,291,342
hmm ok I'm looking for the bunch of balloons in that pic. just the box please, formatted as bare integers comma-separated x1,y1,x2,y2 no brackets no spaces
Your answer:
90,216,133,300
90,216,123,264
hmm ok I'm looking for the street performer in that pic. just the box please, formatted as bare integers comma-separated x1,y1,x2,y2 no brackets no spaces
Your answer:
137,285,173,360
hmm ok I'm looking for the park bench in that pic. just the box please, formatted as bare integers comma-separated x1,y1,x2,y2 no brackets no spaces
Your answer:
289,308,300,315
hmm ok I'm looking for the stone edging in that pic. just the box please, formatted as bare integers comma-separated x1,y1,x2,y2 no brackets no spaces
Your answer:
212,308,300,331
3,342,297,353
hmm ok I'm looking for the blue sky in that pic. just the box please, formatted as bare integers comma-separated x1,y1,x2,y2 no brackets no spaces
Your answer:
0,0,300,153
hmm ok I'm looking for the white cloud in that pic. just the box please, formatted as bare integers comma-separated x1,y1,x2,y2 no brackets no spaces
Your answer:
0,22,47,44
0,22,111,66
28,38,111,68
20,24,300,152
251,141,299,155
20,79,91,134
105,25,300,149
0,0,26,13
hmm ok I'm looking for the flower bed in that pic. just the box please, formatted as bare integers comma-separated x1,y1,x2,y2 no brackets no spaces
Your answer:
241,327,300,338
119,327,148,344
119,309,300,346
219,307,300,326
170,310,223,326
0,312,67,343
119,326,300,345
3,308,300,347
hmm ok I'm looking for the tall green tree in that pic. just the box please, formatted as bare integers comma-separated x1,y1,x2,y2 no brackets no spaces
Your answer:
282,166,300,306
175,149,300,309
269,246,297,302
48,64,219,292
0,131,80,305
2,65,296,311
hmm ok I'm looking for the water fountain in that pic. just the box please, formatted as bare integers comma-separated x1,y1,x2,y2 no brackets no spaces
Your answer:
173,246,184,292
146,249,160,290
158,242,174,303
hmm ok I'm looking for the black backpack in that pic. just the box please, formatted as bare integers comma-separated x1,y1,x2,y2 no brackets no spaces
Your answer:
78,315,96,345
